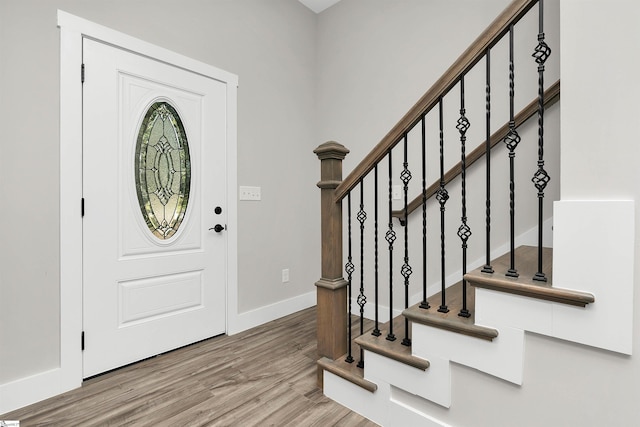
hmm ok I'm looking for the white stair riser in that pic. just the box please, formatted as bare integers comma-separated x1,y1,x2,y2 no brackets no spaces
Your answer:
365,350,451,408
412,322,525,385
324,370,450,427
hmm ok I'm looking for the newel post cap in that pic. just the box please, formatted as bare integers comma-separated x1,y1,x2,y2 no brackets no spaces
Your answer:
314,141,349,160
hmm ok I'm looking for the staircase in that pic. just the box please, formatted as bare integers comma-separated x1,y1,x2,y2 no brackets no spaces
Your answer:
318,246,597,425
313,1,635,426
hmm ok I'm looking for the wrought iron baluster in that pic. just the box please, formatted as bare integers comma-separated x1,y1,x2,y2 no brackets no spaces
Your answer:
401,134,412,346
482,49,494,274
437,98,450,313
357,181,367,367
386,152,397,341
420,115,430,310
532,0,551,282
345,193,354,363
372,165,381,337
504,24,520,278
457,77,471,318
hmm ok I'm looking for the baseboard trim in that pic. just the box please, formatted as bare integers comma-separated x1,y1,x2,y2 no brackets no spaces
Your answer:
227,291,316,335
0,367,80,415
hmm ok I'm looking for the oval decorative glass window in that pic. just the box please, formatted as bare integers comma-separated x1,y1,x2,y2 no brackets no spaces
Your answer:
135,102,191,240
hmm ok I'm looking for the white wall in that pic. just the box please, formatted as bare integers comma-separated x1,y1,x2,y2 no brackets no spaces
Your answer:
0,0,319,389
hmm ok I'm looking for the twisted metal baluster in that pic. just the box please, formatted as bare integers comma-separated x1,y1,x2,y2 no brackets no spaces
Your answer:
357,181,367,367
457,77,472,318
401,134,412,346
345,193,354,363
437,98,450,313
482,49,494,274
420,115,430,310
532,0,551,282
504,24,520,279
372,165,381,336
386,152,397,341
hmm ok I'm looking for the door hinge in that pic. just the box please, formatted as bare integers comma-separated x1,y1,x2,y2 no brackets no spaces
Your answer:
81,198,85,217
81,63,85,83
81,331,85,351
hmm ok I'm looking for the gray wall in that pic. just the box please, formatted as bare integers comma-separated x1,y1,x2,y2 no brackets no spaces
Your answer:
317,0,513,172
0,0,319,384
316,0,561,313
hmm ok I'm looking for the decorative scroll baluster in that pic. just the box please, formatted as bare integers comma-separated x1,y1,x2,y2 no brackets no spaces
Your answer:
372,166,381,337
482,49,494,274
345,193,355,363
436,98,450,313
532,0,551,282
504,24,520,279
357,181,367,367
420,115,430,310
401,135,412,346
386,152,397,341
457,77,472,318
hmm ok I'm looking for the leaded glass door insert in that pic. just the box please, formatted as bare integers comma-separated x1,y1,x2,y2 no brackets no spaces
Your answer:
135,102,191,240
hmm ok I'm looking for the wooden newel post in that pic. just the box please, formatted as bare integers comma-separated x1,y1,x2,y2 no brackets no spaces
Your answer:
314,141,349,360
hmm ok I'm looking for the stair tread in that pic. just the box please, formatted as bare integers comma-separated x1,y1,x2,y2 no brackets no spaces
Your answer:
403,282,499,341
318,356,377,393
318,315,428,393
465,246,594,306
355,331,430,371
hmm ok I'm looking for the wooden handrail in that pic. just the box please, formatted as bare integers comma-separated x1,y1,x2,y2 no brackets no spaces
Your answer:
392,79,560,220
334,0,538,203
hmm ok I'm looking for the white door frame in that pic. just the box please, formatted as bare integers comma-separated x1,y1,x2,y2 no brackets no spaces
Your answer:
57,10,238,399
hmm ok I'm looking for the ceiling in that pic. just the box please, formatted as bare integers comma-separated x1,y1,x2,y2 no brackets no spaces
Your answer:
298,0,342,13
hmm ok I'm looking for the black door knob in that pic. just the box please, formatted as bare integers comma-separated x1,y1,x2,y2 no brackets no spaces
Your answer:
210,224,225,233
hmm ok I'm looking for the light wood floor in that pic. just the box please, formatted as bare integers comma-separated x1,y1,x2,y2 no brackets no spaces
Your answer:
1,307,378,426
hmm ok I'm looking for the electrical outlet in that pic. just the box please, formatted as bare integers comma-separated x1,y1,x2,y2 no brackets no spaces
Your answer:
393,184,402,200
239,186,261,201
282,268,290,283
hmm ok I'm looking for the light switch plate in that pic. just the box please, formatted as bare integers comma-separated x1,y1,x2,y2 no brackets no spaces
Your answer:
239,186,261,201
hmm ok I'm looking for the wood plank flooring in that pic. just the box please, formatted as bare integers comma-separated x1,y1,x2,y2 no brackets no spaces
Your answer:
1,307,378,427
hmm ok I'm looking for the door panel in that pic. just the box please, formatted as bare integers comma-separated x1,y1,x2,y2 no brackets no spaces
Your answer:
118,72,203,257
118,270,204,326
82,38,227,378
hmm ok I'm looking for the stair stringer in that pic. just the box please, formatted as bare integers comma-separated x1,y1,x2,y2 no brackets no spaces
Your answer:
324,369,452,427
323,370,387,426
324,301,564,426
323,323,524,427
364,351,450,408
322,201,633,425
475,200,634,356
411,321,525,387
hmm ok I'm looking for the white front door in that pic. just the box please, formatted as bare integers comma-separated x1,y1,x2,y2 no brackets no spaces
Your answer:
82,38,227,377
